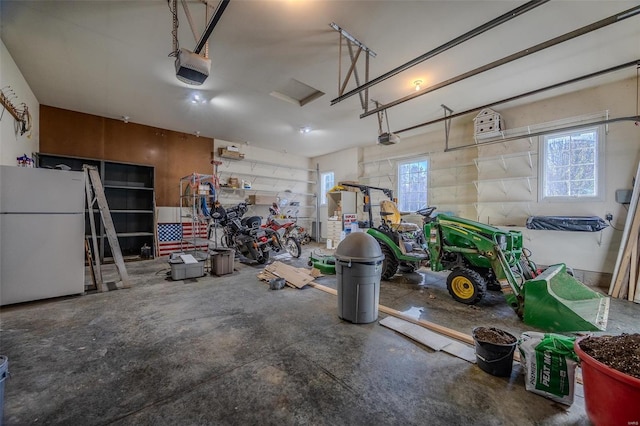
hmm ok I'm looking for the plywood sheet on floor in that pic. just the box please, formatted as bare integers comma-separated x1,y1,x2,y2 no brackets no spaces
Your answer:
380,316,476,363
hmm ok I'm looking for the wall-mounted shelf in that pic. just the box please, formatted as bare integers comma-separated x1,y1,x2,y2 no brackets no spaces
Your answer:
217,170,315,185
474,151,537,171
216,155,314,173
430,162,475,172
430,182,475,190
218,186,315,199
473,176,537,194
360,151,434,167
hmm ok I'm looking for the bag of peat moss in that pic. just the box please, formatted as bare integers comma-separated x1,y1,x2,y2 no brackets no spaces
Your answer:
518,332,579,405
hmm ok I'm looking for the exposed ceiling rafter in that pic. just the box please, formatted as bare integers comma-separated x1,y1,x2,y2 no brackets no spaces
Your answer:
362,4,640,119
332,22,374,111
330,0,550,106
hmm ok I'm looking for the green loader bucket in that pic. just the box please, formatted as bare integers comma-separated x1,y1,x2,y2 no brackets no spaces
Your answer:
522,263,609,332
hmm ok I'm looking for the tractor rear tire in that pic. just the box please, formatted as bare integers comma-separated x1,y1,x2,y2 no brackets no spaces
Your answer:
446,268,486,305
398,264,416,273
380,245,399,280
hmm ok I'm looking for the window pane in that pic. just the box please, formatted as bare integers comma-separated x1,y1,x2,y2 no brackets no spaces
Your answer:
397,159,428,211
320,172,334,205
543,128,599,199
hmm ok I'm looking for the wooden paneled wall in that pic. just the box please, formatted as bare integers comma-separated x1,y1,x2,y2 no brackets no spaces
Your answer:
40,105,213,206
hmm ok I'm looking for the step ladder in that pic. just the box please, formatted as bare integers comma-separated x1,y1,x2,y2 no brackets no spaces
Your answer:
83,165,131,291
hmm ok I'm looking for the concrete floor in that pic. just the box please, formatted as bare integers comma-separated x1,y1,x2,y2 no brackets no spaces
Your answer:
1,243,638,425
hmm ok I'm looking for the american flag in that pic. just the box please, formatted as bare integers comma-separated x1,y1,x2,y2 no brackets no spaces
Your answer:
157,222,209,256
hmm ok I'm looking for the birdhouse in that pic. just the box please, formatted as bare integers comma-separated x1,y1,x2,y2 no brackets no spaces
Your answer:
474,108,503,140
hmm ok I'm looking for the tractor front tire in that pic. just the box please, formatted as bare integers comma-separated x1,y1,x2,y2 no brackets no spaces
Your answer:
446,268,486,305
380,245,399,280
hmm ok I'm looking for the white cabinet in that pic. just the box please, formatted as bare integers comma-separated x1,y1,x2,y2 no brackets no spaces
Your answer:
325,191,357,248
326,219,343,249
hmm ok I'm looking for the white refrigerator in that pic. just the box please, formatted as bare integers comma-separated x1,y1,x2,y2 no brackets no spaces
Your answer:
0,166,86,305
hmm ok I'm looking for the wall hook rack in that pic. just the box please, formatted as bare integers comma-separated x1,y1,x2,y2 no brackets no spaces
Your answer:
0,86,32,136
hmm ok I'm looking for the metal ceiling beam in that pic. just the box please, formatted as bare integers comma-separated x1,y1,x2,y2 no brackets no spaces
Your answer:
394,60,640,135
330,0,549,106
444,116,640,152
330,22,376,57
361,4,640,119
194,0,231,54
332,22,374,110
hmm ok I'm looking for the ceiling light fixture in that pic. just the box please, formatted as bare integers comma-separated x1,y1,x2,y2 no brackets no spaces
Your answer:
190,94,208,104
414,80,423,91
299,126,312,134
122,115,130,123
194,131,201,137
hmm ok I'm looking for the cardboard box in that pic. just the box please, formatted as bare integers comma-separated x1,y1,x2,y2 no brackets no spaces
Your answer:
218,147,245,159
248,194,277,205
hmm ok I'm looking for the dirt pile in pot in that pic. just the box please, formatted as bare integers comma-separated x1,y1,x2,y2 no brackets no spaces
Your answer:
474,327,517,344
578,333,640,379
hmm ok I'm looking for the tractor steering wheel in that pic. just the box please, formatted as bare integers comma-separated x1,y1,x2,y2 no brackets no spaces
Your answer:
416,206,436,218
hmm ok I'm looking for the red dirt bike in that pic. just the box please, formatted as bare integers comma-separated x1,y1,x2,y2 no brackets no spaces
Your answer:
261,210,309,256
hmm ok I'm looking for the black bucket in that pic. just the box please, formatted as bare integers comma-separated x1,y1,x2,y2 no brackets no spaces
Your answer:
472,327,517,377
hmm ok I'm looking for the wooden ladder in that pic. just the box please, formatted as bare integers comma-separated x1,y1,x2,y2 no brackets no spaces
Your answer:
83,165,131,291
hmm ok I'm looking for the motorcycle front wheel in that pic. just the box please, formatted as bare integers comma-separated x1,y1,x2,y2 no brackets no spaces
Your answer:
284,237,302,258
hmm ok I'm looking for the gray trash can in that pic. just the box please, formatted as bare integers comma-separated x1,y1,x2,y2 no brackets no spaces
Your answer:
335,232,384,323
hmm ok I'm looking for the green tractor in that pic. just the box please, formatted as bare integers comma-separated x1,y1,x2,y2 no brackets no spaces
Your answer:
339,183,610,333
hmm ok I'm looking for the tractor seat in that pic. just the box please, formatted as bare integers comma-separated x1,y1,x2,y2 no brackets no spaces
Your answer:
380,200,420,232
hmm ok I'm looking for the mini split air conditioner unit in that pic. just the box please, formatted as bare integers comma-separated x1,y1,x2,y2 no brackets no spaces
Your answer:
377,132,400,145
175,48,211,85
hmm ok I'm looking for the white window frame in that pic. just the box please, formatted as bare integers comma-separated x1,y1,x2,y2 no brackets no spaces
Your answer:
397,157,428,212
538,125,605,202
320,171,334,205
